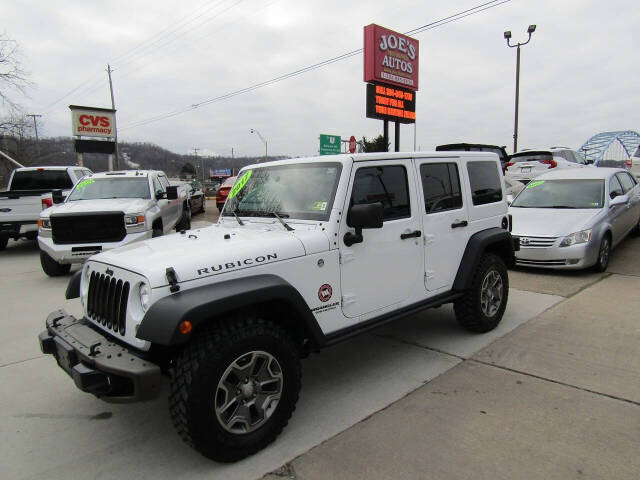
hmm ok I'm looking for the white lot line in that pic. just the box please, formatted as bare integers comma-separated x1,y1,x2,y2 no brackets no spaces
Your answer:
0,251,561,480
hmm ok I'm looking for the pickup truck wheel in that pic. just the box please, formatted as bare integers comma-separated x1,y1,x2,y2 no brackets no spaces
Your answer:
0,238,7,251
454,253,508,333
176,205,191,231
40,251,71,277
169,317,301,462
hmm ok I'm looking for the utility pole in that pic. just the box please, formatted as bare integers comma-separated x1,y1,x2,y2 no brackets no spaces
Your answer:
192,147,202,182
231,147,235,175
27,114,42,158
106,64,119,170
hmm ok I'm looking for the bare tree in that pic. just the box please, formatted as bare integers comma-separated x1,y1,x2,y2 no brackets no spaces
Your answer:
0,32,33,111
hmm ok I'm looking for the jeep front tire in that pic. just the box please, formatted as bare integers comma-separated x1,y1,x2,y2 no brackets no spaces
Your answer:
169,316,301,462
454,253,508,333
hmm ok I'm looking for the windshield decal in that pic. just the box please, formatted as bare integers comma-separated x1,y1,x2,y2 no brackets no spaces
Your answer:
228,170,252,199
76,178,95,189
312,201,328,211
526,180,544,189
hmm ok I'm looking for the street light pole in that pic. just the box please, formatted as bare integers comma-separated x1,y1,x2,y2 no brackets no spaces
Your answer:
504,25,536,153
250,128,268,162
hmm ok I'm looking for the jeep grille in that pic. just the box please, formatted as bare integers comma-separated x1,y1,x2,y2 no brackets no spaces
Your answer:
87,271,130,335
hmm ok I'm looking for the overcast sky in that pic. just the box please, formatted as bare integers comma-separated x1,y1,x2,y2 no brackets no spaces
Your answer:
2,0,638,159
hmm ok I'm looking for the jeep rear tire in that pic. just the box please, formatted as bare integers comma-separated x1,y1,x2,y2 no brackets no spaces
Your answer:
40,250,72,277
169,316,301,462
454,253,508,333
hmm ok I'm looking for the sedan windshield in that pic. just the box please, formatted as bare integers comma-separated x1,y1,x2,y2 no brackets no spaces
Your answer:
223,163,342,220
511,179,604,209
67,177,151,201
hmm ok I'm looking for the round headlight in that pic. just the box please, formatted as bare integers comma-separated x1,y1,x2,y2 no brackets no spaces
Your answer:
139,283,151,312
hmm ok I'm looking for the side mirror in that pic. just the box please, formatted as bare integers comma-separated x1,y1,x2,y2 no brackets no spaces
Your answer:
344,202,383,247
52,189,65,204
166,186,179,200
155,190,166,200
609,194,629,207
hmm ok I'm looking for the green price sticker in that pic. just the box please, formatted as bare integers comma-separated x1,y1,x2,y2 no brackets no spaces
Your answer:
228,170,252,199
312,201,328,211
526,180,544,189
76,178,94,189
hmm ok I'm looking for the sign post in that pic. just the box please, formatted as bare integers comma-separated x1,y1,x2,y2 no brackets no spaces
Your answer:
319,134,341,155
363,24,419,152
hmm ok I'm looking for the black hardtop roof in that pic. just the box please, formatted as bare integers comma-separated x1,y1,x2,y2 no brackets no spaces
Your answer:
510,150,552,157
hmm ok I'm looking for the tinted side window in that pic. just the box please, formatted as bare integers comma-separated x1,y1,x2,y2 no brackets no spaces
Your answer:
609,176,624,198
351,165,410,221
617,172,636,193
467,161,502,205
420,163,462,213
152,176,163,194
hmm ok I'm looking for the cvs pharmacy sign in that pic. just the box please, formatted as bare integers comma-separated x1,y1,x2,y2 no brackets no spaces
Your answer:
70,105,116,138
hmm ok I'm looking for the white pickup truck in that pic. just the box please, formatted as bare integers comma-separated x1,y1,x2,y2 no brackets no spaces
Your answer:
0,166,93,250
37,170,191,276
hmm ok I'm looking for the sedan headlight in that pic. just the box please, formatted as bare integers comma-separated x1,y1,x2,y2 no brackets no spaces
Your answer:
125,214,146,226
139,282,151,312
559,229,592,247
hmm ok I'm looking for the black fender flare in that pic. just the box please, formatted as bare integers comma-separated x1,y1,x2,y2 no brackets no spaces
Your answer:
452,227,515,292
135,274,324,347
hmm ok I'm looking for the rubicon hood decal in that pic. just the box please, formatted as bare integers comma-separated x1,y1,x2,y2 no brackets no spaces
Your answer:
197,253,278,275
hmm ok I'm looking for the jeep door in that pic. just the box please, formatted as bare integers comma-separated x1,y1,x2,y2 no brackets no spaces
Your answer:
416,159,470,291
339,160,423,318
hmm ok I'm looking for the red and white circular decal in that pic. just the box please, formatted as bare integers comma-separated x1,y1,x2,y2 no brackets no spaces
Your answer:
318,284,332,302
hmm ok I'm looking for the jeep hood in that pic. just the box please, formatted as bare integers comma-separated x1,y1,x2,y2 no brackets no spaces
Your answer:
45,198,153,216
91,224,312,287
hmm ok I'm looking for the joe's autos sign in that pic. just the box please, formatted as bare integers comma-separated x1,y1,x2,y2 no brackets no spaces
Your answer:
69,105,116,138
363,24,419,91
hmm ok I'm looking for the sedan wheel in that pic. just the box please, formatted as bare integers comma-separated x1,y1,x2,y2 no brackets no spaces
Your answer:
593,235,611,272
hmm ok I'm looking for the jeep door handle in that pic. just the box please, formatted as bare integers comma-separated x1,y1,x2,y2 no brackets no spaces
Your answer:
400,230,422,240
451,220,468,229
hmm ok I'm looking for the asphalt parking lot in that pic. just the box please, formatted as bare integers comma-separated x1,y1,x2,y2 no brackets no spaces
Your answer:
1,201,638,479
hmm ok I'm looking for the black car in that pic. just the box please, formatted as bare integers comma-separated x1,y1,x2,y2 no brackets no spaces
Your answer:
436,143,509,171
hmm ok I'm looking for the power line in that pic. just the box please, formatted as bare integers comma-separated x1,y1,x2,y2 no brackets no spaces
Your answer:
39,0,245,113
121,0,511,130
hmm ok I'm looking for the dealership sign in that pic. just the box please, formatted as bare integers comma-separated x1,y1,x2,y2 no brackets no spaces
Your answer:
366,83,416,124
364,24,419,91
69,105,116,138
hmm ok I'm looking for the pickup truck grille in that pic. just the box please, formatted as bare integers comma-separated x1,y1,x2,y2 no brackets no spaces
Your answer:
87,271,130,335
51,213,126,244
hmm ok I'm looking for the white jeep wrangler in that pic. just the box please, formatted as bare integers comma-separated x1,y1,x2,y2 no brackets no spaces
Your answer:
39,152,516,462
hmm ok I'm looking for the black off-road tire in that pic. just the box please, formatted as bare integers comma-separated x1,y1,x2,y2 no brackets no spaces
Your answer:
0,238,7,251
169,316,302,462
175,204,191,231
454,253,508,333
592,233,611,272
40,250,71,277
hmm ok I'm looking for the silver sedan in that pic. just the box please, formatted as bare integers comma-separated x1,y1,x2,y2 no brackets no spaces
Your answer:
509,168,640,270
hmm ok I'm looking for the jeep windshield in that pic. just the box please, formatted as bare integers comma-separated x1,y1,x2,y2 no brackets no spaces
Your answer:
67,177,151,201
511,179,604,209
223,162,342,221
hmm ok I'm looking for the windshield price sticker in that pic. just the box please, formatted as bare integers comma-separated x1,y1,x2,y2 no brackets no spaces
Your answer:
228,170,252,199
312,201,328,211
76,178,95,189
527,180,545,189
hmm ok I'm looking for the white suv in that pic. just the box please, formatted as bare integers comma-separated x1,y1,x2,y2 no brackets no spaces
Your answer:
505,147,588,183
39,152,516,462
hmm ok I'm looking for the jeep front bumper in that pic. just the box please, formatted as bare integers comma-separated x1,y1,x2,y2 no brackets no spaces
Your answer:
39,309,162,403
